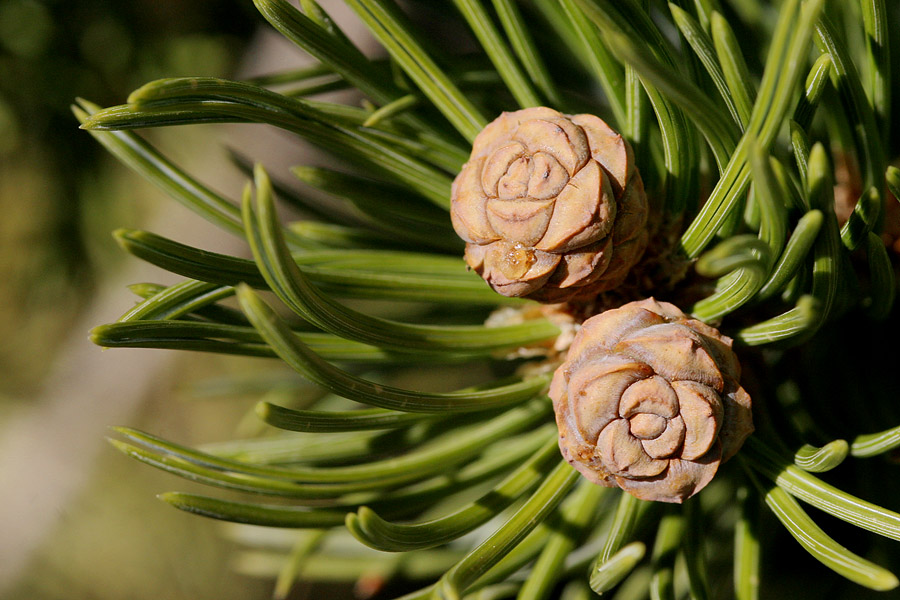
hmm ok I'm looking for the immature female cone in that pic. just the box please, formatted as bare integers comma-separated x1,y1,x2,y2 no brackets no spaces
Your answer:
549,298,753,503
451,107,649,303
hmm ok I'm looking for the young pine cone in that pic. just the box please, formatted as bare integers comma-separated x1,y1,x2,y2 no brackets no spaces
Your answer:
451,107,649,303
549,299,753,503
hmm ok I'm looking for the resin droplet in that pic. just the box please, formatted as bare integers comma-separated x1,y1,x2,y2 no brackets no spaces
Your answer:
498,243,535,279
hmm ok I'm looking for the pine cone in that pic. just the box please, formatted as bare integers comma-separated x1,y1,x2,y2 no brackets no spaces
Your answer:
451,107,649,303
549,298,753,503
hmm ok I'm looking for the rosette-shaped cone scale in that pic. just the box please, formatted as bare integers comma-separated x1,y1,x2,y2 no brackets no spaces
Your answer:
451,108,649,302
549,299,753,503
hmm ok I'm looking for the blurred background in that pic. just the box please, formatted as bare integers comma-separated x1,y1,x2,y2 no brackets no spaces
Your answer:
0,1,317,597
0,2,467,597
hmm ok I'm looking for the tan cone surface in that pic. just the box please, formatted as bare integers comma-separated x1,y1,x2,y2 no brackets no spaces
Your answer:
549,298,753,503
451,108,649,302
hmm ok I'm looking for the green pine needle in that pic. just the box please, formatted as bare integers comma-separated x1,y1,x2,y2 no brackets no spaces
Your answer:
79,1,900,597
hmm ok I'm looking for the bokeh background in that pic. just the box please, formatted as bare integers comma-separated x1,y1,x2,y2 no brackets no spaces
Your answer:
0,1,315,597
0,3,473,597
